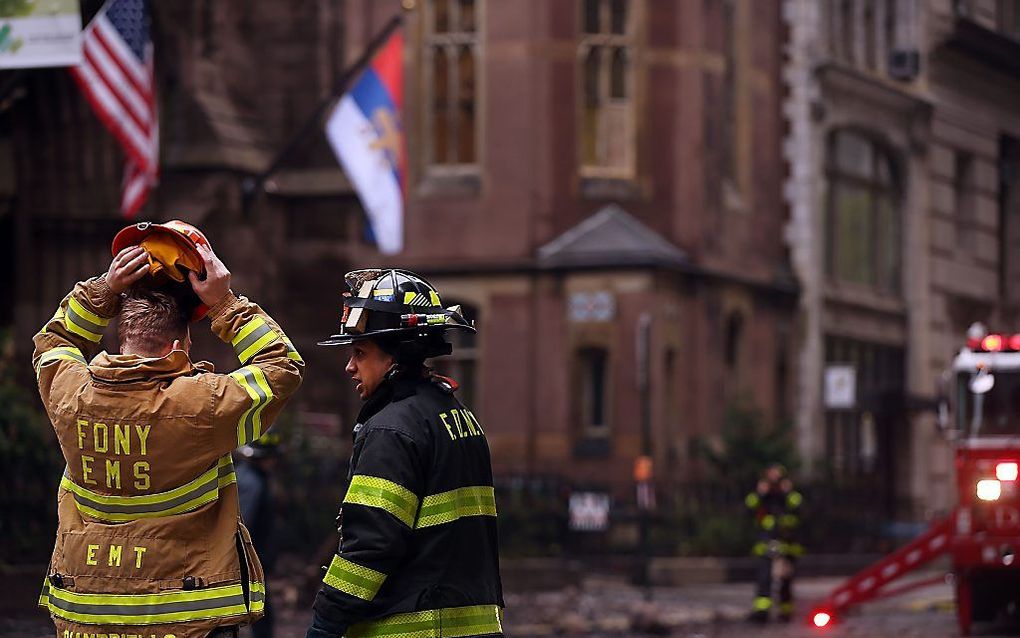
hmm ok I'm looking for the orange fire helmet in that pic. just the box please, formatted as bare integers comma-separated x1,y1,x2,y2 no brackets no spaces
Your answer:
111,220,212,321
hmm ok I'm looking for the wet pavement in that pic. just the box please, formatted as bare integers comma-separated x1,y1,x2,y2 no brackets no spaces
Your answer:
8,574,1019,637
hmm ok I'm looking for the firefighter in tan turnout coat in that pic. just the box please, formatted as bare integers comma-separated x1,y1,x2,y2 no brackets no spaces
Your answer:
33,222,304,638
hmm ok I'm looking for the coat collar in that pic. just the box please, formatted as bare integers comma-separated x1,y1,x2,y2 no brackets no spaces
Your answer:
89,350,214,384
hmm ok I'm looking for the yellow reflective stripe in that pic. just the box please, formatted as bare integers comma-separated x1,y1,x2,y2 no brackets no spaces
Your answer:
249,581,266,613
753,597,772,611
344,475,419,528
38,577,50,608
745,493,760,508
229,366,275,446
232,316,282,363
429,290,441,306
322,555,387,601
283,336,304,363
68,297,110,327
761,515,776,530
787,491,803,508
60,456,235,522
415,486,497,529
347,604,503,638
35,347,87,377
64,297,108,342
403,292,431,306
40,579,250,625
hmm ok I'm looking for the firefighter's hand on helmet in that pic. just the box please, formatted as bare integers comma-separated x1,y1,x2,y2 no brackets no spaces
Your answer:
107,246,150,294
187,242,231,307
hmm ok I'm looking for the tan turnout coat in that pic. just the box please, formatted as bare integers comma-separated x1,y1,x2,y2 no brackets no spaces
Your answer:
32,276,304,638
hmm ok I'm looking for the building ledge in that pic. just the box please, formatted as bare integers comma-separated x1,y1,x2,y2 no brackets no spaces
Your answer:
815,62,933,116
943,17,1020,77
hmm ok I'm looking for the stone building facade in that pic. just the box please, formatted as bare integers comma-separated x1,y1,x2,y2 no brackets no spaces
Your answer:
3,1,794,499
783,0,1020,518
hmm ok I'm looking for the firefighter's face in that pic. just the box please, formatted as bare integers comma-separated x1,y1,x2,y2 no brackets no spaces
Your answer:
345,339,395,400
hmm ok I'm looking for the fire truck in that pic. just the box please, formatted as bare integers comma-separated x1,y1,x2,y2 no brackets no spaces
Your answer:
810,324,1020,636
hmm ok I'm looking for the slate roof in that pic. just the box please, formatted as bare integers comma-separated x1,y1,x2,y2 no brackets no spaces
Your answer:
537,204,688,269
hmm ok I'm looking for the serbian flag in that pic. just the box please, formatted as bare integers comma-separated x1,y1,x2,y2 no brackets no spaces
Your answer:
325,30,405,254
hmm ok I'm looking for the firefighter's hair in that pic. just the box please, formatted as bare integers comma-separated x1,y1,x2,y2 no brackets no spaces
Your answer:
118,288,189,354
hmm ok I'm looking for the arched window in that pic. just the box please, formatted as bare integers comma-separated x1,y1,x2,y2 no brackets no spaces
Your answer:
825,129,902,293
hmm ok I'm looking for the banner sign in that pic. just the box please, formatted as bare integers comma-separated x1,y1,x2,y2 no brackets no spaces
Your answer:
0,0,82,69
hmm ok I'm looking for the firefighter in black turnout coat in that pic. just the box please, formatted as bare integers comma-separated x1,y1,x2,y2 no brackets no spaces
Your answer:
306,269,504,638
746,463,804,623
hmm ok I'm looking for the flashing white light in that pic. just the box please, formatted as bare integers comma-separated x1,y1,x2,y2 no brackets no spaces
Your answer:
996,462,1019,482
977,479,1002,501
813,612,832,628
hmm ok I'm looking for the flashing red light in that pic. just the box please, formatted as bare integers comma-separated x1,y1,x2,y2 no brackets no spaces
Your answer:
1011,334,1020,351
997,462,1019,482
813,611,832,628
981,334,1005,352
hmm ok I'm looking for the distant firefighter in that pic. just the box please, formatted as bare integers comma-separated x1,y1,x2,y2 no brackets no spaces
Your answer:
745,463,804,623
237,432,283,638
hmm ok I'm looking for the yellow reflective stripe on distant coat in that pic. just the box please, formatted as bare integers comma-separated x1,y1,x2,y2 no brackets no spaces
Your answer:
346,604,503,638
229,365,275,446
231,316,281,364
344,475,419,528
60,455,236,522
322,555,387,601
415,486,497,529
39,579,257,625
64,297,109,342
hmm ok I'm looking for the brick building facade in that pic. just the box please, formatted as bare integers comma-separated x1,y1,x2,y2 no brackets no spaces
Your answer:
3,1,794,499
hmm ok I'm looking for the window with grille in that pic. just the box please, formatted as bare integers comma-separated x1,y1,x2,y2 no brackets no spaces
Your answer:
423,0,481,170
579,0,635,178
825,129,902,294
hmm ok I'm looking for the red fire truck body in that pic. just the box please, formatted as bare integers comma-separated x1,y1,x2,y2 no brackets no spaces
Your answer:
812,327,1020,636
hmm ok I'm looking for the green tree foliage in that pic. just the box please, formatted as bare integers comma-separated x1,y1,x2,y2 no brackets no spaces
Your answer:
693,395,800,491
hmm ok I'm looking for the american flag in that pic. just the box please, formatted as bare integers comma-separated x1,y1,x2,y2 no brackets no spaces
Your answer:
70,0,158,219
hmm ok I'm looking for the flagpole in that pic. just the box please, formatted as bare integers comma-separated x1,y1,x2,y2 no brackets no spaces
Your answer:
242,13,404,216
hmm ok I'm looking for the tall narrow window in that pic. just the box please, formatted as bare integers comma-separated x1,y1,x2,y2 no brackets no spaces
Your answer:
577,347,610,436
579,0,635,178
1000,136,1020,301
724,311,744,372
825,130,902,293
954,151,974,250
424,0,481,169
